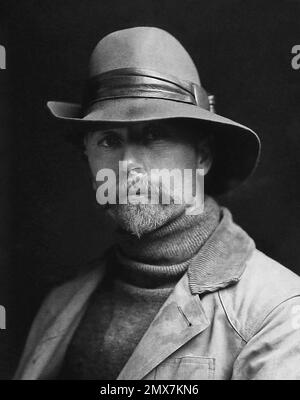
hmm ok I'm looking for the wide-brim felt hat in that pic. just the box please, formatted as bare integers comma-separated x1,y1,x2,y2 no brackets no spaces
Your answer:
46,26,261,196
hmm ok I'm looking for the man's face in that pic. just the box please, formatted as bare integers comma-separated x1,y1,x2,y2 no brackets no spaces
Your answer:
84,120,211,237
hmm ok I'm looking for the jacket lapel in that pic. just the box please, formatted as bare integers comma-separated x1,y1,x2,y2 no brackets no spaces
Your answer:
116,271,210,380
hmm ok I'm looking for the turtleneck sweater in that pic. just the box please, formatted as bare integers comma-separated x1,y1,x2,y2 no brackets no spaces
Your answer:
58,195,221,380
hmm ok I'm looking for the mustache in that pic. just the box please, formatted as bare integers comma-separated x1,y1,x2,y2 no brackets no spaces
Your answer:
118,174,159,197
115,172,178,203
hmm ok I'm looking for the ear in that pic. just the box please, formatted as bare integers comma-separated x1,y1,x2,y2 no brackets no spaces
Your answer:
83,160,97,191
83,134,89,157
81,137,97,191
92,180,97,191
196,137,213,176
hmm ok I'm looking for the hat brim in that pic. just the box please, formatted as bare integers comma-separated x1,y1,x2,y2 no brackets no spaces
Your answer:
46,98,261,196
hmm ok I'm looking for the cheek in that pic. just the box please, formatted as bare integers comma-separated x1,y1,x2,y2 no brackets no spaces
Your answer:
153,146,197,170
87,154,119,179
87,157,102,178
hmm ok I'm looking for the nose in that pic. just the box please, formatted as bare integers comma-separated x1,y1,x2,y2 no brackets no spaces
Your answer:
121,143,145,175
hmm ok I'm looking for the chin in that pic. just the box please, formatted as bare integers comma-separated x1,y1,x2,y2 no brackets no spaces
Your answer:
106,203,181,238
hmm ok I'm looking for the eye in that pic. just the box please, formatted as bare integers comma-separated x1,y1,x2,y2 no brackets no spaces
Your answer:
143,124,169,142
96,133,122,148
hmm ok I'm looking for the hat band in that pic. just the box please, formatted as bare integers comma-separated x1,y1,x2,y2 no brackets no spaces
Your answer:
82,67,210,114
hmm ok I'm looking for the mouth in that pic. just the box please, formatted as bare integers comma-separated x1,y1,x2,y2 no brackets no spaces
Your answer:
127,184,149,196
127,189,149,204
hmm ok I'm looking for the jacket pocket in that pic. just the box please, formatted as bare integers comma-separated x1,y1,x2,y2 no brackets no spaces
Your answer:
154,356,215,380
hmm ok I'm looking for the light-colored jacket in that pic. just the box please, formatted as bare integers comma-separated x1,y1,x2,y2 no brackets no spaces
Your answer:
13,208,300,380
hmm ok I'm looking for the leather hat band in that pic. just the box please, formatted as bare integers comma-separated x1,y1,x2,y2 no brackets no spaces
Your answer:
82,67,210,113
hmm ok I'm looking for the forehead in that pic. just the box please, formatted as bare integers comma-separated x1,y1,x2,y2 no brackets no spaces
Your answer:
84,120,202,143
87,120,176,134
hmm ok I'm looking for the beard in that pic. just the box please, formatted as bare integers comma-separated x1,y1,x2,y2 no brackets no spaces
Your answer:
104,171,187,238
106,202,185,238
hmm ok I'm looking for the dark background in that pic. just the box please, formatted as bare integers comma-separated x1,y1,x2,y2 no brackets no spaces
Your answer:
1,0,300,379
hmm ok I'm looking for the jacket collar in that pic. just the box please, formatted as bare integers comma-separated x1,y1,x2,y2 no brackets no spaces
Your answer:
187,206,255,295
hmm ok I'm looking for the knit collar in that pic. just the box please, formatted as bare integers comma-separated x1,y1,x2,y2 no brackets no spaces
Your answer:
109,195,221,288
115,195,221,264
105,198,255,294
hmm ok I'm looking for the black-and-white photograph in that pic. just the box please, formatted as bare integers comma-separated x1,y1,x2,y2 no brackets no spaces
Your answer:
1,0,300,383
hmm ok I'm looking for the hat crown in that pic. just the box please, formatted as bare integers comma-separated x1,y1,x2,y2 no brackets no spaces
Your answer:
89,26,201,85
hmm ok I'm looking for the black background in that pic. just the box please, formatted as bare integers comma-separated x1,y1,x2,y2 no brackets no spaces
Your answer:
1,0,300,379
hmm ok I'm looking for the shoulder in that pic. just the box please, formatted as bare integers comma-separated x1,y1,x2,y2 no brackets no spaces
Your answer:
13,263,107,380
219,248,300,342
237,248,300,302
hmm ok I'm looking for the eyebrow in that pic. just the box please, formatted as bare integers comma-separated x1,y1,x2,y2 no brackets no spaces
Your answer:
88,127,124,136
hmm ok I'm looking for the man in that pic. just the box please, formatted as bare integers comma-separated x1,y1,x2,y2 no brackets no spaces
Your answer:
13,27,300,380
